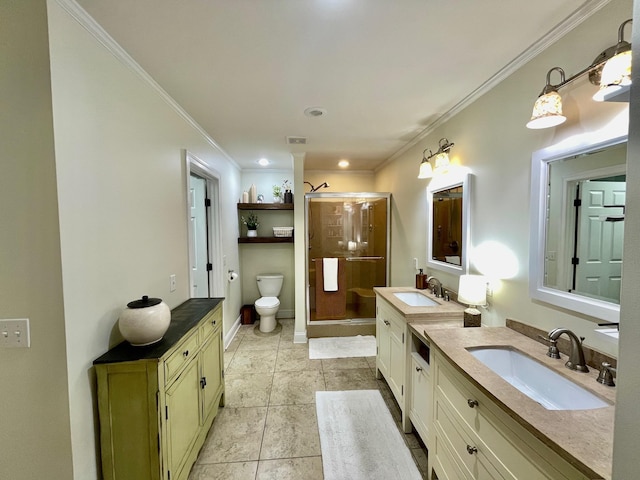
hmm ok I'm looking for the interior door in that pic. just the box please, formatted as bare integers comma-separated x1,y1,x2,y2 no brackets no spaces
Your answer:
575,180,625,302
189,174,209,297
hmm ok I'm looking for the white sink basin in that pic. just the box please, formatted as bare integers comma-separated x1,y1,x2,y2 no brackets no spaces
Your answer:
393,292,439,307
468,347,608,411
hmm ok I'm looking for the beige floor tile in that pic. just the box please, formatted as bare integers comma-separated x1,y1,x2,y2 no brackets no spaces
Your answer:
224,351,235,370
269,370,325,405
256,457,323,480
224,372,273,407
189,461,258,480
323,367,379,390
225,335,241,353
411,447,429,479
365,355,377,369
277,334,308,349
275,348,322,372
226,349,277,374
238,331,281,351
197,407,267,463
321,356,370,370
260,404,321,459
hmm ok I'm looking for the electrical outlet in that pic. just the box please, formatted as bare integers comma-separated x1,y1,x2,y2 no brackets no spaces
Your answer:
413,258,419,270
0,319,30,348
486,285,493,297
170,274,177,292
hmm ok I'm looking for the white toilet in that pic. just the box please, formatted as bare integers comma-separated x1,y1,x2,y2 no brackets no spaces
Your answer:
254,273,284,333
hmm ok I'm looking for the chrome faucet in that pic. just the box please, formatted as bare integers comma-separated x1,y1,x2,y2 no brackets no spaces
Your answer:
426,276,443,298
548,328,589,372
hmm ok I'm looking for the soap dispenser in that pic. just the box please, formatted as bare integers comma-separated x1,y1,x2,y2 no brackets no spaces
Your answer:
416,269,427,289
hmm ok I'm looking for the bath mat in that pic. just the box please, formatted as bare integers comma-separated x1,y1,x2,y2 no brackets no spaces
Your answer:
316,390,422,480
308,335,376,359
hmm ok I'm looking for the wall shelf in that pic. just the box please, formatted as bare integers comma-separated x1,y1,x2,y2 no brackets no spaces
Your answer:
238,236,293,244
237,203,293,210
237,203,294,244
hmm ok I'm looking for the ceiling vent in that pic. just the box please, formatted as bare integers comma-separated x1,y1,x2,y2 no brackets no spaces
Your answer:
287,136,307,145
304,106,327,118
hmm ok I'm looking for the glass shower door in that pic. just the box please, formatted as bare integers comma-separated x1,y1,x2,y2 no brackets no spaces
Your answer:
306,193,390,322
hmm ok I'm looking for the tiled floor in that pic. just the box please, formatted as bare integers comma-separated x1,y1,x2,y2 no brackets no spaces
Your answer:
189,319,429,480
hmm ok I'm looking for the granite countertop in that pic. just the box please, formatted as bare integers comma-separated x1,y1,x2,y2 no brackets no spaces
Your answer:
411,325,615,480
374,286,465,321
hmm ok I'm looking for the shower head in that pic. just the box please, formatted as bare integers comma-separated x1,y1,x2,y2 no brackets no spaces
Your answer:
304,181,331,192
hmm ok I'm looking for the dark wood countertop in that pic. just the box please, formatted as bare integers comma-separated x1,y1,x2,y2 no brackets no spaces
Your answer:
93,298,224,364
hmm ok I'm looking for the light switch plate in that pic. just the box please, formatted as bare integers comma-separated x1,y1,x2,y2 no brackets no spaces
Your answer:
0,319,30,348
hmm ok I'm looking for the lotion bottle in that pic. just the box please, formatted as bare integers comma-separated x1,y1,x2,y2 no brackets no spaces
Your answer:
416,269,427,289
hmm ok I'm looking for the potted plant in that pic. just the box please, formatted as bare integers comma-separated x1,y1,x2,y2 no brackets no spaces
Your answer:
241,211,259,237
272,184,282,203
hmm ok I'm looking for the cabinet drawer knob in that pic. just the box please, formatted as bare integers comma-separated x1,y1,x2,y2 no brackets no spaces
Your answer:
467,399,478,408
212,319,217,325
383,320,390,326
466,445,478,455
415,366,423,372
200,377,207,389
183,350,189,357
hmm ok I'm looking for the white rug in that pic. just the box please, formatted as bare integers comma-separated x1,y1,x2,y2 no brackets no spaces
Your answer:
316,390,422,480
308,335,376,359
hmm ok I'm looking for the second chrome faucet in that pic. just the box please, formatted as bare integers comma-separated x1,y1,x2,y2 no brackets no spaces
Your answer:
546,328,589,373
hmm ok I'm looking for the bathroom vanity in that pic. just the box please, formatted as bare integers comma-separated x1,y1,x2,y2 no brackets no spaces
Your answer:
412,325,615,480
94,298,225,480
373,287,464,434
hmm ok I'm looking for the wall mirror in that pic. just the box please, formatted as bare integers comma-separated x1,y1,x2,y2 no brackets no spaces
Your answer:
530,132,627,323
427,172,471,275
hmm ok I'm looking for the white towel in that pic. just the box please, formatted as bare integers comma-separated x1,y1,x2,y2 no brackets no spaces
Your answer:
323,257,338,292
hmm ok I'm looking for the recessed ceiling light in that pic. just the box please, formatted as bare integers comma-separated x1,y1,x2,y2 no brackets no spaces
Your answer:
304,107,327,118
338,159,350,168
257,158,269,166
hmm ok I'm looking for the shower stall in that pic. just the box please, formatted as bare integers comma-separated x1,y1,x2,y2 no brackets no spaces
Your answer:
305,193,390,327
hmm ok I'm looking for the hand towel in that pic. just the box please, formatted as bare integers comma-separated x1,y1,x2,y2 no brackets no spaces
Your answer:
323,257,338,292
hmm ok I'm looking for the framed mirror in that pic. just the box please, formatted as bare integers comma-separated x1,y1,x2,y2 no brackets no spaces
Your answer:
427,172,471,275
530,132,627,323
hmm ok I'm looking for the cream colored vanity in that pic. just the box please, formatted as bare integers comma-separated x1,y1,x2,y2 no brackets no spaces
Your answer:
411,325,615,480
374,287,464,433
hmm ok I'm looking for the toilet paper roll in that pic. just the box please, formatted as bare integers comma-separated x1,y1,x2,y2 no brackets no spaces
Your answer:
228,271,239,283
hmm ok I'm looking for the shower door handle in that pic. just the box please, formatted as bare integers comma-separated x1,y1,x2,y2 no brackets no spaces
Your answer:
345,256,384,261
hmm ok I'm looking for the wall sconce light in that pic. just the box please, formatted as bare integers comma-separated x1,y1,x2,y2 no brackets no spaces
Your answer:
526,18,632,130
418,138,455,178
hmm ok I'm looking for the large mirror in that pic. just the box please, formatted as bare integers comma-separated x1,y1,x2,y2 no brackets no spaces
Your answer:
530,132,627,323
427,172,471,275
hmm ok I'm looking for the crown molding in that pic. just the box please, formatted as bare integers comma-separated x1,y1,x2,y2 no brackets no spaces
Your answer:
53,0,241,170
376,0,612,172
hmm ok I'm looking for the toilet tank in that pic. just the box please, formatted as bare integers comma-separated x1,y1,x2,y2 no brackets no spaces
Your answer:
256,273,284,297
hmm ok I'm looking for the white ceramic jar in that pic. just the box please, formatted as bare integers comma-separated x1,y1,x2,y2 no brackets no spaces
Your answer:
118,295,171,346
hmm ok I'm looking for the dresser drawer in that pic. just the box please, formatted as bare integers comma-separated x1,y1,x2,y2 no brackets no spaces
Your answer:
164,331,200,385
199,308,221,341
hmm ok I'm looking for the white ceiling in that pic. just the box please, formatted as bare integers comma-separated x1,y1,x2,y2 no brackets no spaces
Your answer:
76,0,592,171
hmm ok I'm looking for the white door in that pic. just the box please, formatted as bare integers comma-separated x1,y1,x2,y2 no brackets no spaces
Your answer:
575,180,625,303
189,174,209,297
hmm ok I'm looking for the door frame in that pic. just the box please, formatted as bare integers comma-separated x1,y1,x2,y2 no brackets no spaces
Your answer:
184,150,224,298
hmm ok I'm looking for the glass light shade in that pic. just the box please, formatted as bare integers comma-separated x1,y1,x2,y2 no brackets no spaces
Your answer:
526,91,566,129
433,152,450,173
593,50,632,102
418,160,433,179
458,274,487,307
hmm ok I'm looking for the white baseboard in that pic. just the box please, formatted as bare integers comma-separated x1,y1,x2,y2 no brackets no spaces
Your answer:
277,309,294,319
293,331,308,344
224,315,241,350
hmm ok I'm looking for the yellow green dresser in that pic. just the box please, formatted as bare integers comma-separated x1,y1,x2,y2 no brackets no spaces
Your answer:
94,298,225,480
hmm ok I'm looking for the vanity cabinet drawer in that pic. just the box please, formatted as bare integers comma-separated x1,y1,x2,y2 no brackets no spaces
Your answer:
432,350,591,480
433,396,503,480
165,331,200,385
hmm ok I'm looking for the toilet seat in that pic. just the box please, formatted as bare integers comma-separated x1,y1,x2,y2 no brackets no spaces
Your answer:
255,296,279,308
